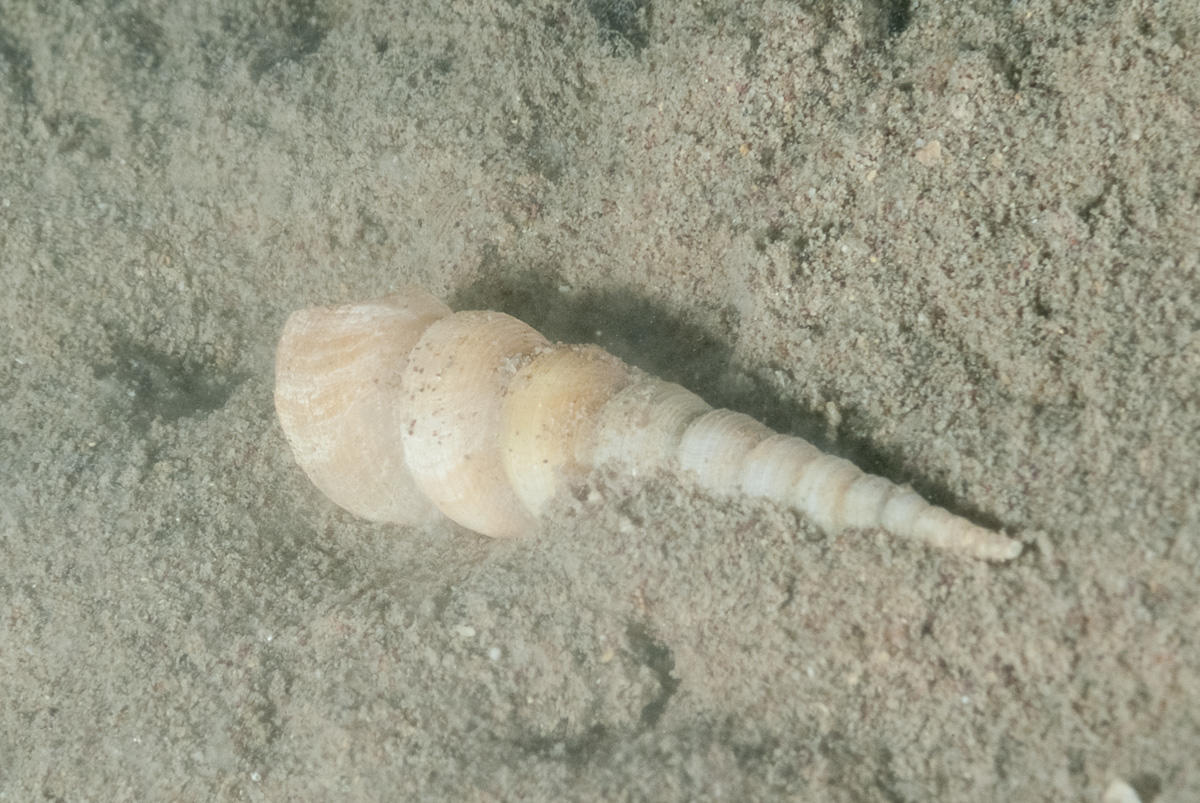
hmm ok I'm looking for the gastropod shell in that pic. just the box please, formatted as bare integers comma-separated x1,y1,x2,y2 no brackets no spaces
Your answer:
274,288,1022,561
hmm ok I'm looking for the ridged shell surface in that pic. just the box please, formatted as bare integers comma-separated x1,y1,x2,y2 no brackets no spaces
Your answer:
679,410,775,489
273,290,450,523
501,345,632,516
400,311,549,537
584,378,712,473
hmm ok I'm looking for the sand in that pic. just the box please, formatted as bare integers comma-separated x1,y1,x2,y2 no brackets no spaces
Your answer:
2,0,1198,800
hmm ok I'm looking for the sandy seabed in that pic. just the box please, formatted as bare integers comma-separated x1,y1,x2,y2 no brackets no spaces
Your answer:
2,1,1198,800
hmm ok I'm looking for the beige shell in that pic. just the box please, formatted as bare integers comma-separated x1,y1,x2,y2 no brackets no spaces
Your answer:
274,289,1023,561
273,291,450,524
501,345,631,518
400,310,549,537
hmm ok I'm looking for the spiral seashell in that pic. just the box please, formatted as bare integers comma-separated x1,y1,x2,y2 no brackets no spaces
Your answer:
274,289,1023,561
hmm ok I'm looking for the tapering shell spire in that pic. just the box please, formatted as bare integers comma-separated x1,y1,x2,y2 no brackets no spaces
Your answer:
274,289,1022,562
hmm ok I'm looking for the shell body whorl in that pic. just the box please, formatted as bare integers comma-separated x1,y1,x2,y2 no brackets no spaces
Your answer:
273,290,450,524
274,291,1023,561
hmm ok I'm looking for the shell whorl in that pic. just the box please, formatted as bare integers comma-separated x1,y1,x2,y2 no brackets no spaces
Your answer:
273,290,451,524
501,345,632,519
275,290,1022,561
401,310,550,537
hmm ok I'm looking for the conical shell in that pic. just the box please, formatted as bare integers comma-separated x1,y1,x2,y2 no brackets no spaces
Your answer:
274,290,1023,561
273,290,450,523
400,310,549,537
878,491,1018,562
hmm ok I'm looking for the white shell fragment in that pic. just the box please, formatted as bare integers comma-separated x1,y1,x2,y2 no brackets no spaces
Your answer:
274,289,1023,561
